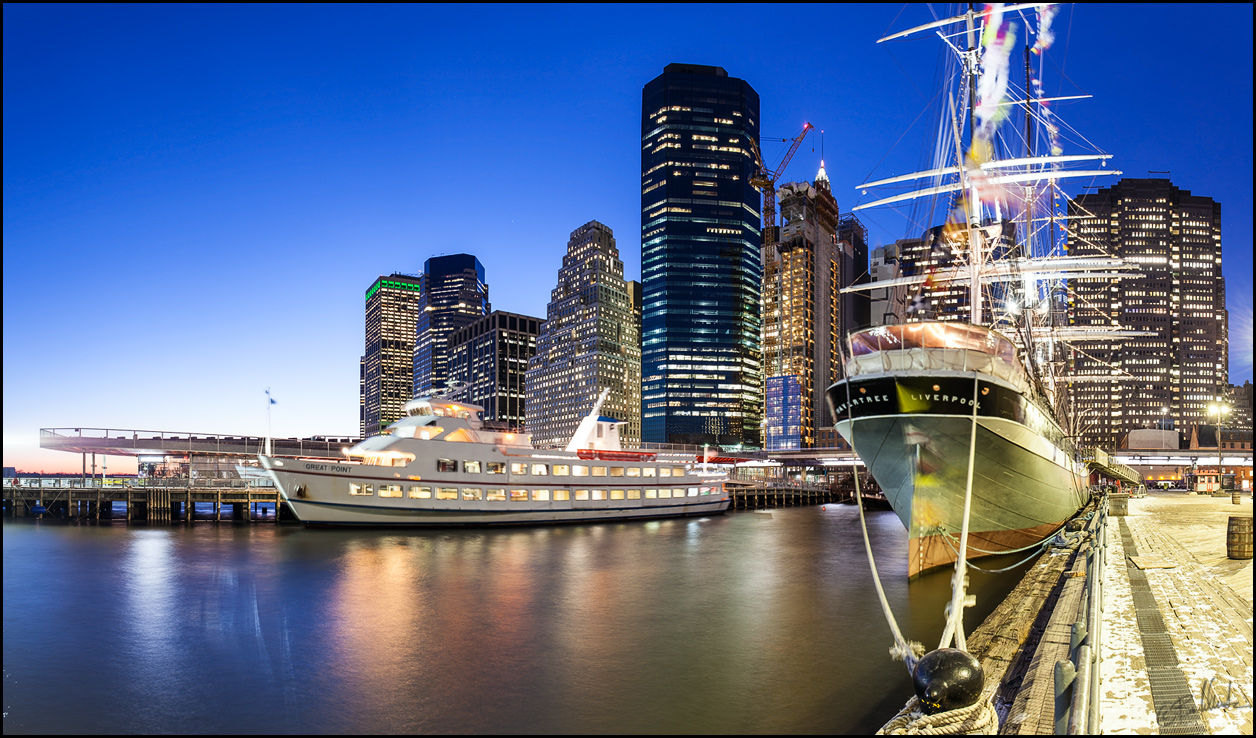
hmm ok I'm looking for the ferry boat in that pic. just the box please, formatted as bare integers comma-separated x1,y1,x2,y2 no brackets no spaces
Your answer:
259,390,729,526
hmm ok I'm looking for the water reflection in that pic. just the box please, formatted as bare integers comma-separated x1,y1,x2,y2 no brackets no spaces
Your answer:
3,506,1030,734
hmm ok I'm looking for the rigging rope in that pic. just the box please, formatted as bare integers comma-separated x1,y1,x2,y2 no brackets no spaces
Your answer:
879,695,999,735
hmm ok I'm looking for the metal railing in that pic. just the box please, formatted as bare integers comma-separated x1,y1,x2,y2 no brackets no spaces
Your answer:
1054,495,1108,734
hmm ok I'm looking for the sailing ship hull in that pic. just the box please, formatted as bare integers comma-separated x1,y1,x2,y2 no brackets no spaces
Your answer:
828,372,1087,578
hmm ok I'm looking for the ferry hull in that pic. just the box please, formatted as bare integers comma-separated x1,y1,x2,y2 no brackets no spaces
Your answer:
830,375,1086,578
263,460,729,528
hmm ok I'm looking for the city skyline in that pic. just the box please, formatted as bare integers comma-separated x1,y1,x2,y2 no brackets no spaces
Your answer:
4,4,1252,472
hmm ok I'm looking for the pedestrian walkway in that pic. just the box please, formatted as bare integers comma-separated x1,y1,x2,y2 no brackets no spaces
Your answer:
1101,492,1253,735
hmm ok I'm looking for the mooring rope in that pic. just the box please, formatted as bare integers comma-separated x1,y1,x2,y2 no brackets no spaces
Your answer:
937,374,982,653
843,375,923,672
878,694,999,735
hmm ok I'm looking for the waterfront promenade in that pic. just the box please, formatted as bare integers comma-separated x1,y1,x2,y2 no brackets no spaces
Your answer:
1101,491,1253,735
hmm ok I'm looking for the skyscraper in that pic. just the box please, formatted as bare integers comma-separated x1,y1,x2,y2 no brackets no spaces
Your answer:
526,220,641,449
447,311,541,428
1066,177,1227,449
762,167,841,450
413,254,490,398
640,63,762,447
362,273,424,437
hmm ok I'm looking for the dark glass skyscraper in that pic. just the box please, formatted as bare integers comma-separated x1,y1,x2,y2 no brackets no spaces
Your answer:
413,254,490,397
640,63,762,447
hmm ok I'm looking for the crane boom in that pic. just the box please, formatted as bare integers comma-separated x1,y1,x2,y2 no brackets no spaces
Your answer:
750,122,813,251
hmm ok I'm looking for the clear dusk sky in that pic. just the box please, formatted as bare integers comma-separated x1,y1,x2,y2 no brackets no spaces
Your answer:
4,4,1252,473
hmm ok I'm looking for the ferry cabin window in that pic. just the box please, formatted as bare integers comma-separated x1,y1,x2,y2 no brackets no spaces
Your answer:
642,467,656,477
609,489,625,500
552,464,570,476
626,467,641,477
645,489,658,498
627,490,641,499
379,484,403,498
509,489,528,502
676,488,687,497
574,490,590,500
486,462,506,474
531,463,549,476
591,490,607,501
658,467,671,477
349,483,373,496
486,488,506,501
464,460,482,474
572,465,590,477
462,488,483,501
436,487,459,500
510,462,529,475
610,467,625,477
409,486,432,499
687,487,699,497
553,490,570,501
532,489,549,501
658,488,672,498
437,458,457,473
592,466,608,477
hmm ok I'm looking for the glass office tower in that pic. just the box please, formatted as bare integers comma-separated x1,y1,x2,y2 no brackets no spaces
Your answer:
413,254,490,398
363,274,424,437
640,63,762,447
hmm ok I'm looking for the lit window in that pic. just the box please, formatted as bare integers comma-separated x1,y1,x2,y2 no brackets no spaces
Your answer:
553,464,570,476
379,484,403,498
509,489,529,502
511,462,529,475
643,467,657,477
592,466,608,477
409,485,431,499
462,488,483,501
486,488,506,501
658,488,672,498
487,462,506,474
532,489,550,501
610,489,625,500
610,467,625,477
591,490,607,500
464,460,482,474
437,459,457,472
574,489,590,500
531,464,549,476
349,483,373,496
659,467,671,478
436,487,459,500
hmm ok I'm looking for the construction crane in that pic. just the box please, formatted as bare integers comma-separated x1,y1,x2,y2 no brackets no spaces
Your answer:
750,122,814,253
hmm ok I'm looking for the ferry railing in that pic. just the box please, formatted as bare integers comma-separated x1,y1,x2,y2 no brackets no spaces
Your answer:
1054,495,1108,734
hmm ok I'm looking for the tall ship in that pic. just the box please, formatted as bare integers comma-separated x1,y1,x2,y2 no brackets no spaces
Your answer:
826,4,1134,577
260,390,729,526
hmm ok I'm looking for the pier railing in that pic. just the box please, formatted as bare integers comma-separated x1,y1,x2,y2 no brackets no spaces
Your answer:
1054,495,1108,734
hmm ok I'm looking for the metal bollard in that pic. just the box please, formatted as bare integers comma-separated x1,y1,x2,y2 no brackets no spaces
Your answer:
1054,659,1076,734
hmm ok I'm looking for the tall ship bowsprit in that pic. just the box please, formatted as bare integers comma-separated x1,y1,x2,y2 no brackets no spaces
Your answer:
827,4,1137,578
260,389,730,526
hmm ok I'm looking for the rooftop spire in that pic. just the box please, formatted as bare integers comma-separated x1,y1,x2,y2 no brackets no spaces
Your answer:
816,159,830,191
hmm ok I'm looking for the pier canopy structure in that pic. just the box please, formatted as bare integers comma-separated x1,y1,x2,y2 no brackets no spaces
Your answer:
39,428,358,482
40,428,356,460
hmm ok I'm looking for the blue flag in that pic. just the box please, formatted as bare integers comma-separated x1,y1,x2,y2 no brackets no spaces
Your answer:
267,389,277,405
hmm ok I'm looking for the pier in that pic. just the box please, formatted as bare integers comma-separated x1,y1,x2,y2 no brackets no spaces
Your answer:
895,490,1253,735
4,479,287,523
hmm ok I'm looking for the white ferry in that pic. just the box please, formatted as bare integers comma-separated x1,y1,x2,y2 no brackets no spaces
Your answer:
259,390,730,526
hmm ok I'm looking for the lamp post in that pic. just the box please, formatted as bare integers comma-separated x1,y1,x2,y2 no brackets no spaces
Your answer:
1207,400,1232,495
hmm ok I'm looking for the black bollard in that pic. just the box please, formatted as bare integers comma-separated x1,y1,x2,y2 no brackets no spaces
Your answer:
912,648,984,714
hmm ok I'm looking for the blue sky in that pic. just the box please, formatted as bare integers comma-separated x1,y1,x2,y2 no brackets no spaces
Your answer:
4,4,1252,472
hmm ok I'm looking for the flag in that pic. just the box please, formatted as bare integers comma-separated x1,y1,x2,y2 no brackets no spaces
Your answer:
266,389,277,406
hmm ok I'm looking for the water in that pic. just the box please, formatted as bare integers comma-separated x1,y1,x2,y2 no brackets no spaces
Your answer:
3,505,1030,734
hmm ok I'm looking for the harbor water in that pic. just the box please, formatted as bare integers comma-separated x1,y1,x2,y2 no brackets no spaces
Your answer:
3,505,1030,734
